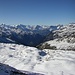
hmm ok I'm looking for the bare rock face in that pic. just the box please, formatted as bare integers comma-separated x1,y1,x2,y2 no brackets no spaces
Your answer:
36,43,56,50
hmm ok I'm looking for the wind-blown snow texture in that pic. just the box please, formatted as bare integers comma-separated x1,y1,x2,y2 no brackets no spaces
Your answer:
0,43,75,75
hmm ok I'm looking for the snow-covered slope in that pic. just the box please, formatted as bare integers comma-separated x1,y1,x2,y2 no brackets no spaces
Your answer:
38,23,75,50
53,24,75,40
42,39,75,50
0,43,75,75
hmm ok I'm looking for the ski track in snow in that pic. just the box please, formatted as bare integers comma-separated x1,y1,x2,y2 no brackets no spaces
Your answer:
0,43,75,75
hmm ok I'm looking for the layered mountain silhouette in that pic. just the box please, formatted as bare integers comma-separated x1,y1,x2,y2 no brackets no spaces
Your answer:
0,24,58,46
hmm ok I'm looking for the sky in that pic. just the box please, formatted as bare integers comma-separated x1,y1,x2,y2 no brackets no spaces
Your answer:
0,0,75,25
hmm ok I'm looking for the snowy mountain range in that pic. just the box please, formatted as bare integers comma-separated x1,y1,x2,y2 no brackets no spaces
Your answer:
0,23,75,75
37,23,75,50
0,24,59,46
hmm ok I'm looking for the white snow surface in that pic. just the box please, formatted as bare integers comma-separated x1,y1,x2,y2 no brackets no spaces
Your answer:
0,43,75,75
45,38,75,50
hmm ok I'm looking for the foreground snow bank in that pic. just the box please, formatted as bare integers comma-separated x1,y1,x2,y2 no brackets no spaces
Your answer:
0,63,44,75
0,43,75,75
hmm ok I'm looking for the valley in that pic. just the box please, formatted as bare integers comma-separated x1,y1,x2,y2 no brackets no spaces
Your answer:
0,24,58,46
0,23,75,75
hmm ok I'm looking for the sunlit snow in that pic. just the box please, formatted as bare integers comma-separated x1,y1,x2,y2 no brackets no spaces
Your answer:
0,43,75,75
